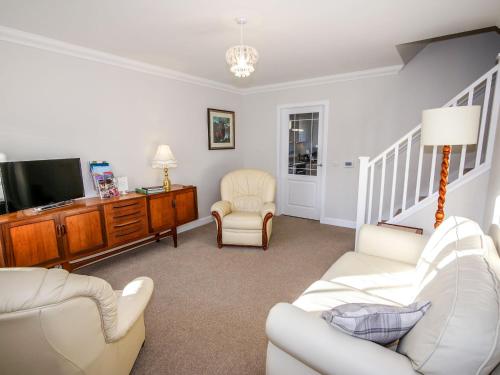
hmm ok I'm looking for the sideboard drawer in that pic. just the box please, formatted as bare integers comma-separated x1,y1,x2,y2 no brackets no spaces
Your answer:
107,220,148,246
104,198,148,246
106,198,146,217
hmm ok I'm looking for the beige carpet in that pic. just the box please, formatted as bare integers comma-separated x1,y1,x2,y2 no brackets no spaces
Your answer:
78,215,354,375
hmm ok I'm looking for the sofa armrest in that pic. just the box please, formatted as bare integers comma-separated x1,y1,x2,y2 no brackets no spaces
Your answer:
266,303,415,375
110,277,154,342
211,200,232,219
356,224,429,265
260,202,275,218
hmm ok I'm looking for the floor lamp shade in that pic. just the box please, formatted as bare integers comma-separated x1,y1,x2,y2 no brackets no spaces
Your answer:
421,106,481,146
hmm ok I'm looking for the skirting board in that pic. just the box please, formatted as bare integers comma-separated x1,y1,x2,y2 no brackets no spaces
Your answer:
320,217,356,229
178,215,214,233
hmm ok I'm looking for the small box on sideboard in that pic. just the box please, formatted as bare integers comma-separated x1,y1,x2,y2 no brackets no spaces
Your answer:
0,184,198,271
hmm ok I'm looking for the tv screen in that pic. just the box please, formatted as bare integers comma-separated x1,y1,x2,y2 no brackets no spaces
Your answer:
0,158,85,213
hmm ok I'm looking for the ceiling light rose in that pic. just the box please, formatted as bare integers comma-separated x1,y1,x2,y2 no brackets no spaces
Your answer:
225,17,259,78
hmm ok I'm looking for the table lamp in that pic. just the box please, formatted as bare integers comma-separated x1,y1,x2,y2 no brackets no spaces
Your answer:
152,145,177,191
421,105,480,228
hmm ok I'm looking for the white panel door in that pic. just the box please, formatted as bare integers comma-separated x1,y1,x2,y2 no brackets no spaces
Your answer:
280,106,324,220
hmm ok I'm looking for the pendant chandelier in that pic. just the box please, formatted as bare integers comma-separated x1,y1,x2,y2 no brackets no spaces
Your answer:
225,17,259,78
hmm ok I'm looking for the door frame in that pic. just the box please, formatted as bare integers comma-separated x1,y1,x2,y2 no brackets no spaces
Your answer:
276,100,330,221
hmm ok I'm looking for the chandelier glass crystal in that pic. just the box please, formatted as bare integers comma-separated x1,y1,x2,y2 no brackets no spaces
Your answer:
225,18,259,78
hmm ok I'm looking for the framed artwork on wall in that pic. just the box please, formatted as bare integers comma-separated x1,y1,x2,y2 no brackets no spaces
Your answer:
207,108,235,150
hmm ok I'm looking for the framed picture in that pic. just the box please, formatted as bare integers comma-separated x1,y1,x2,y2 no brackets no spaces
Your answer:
207,108,235,150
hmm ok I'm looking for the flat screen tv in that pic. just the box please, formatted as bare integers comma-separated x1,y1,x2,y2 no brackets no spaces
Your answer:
0,158,85,213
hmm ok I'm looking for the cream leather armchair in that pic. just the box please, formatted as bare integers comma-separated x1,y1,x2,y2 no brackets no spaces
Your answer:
211,169,276,250
0,267,154,375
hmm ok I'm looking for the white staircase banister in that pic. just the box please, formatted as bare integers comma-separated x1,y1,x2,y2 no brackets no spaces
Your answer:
355,60,499,233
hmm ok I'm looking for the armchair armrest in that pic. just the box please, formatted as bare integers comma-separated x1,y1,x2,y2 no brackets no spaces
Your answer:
356,224,429,265
110,276,154,342
260,202,275,218
266,303,415,375
211,200,232,219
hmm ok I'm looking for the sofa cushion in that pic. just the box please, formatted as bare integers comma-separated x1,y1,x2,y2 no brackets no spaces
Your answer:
222,211,263,230
321,252,417,305
398,217,500,375
322,301,431,345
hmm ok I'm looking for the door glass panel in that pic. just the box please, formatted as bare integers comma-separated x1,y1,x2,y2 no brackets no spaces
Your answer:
288,112,319,176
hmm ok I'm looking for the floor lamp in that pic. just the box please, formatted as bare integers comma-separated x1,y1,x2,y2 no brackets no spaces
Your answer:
421,105,481,228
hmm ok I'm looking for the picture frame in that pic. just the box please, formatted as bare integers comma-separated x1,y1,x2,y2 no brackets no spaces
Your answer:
207,108,235,150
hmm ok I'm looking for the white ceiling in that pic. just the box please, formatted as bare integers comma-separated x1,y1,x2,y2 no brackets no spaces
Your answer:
0,0,499,88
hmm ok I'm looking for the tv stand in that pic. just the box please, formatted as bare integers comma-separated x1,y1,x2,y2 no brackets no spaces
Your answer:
34,200,74,212
0,185,198,270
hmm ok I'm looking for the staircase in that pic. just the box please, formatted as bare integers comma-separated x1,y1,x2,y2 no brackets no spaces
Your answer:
356,59,500,233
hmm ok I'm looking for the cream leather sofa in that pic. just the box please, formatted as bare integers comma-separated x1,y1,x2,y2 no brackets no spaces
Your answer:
211,169,276,250
0,268,154,374
266,217,500,375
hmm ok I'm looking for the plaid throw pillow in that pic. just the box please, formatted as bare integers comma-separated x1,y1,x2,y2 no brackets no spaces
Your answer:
321,301,431,345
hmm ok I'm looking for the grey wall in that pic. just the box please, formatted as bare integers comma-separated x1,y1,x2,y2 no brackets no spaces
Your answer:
0,41,243,219
240,31,500,224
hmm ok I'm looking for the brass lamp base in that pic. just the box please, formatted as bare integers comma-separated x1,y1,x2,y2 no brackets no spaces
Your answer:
163,167,172,192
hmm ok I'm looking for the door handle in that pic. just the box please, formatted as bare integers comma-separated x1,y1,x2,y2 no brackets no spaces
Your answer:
317,163,323,167
61,224,66,235
56,224,62,237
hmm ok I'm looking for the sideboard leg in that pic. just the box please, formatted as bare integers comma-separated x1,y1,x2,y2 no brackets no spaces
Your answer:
61,262,73,272
173,228,178,248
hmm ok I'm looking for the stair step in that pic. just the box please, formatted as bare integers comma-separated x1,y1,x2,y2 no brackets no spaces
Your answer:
464,167,473,174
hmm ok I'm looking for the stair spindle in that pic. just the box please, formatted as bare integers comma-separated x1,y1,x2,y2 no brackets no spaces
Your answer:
378,154,386,222
401,135,412,212
475,76,492,168
389,145,399,218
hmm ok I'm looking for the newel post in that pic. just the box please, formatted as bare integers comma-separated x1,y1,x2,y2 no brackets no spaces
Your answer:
355,156,370,247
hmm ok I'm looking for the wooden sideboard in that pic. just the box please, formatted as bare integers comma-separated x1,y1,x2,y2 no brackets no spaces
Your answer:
0,185,198,271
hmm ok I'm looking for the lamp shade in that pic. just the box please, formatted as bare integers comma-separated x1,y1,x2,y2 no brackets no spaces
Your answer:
152,145,177,168
421,106,480,146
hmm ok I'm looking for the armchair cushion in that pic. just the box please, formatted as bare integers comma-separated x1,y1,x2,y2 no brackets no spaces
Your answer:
223,211,263,230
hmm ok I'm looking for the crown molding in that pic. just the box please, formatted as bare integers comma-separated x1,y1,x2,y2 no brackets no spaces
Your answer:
239,64,403,95
0,25,403,96
0,25,241,94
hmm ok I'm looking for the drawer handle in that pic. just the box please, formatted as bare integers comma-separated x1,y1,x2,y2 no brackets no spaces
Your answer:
115,228,141,237
113,211,142,219
113,219,141,228
112,202,139,209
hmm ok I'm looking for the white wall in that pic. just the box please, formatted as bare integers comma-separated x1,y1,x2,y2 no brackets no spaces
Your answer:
1,31,499,229
240,32,500,225
0,41,242,218
398,171,490,234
